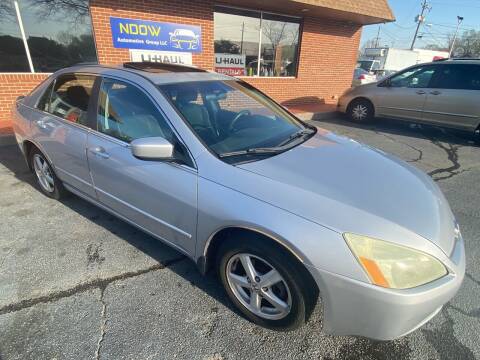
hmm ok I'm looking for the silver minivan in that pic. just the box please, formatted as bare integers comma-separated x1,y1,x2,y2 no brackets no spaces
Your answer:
339,59,480,141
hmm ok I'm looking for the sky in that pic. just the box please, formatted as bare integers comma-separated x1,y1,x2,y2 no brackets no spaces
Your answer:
360,0,480,49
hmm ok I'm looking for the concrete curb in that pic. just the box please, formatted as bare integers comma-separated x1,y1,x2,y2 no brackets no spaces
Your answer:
294,110,340,121
0,134,16,147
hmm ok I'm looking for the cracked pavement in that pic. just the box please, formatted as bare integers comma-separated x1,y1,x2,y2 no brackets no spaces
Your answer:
1,116,479,359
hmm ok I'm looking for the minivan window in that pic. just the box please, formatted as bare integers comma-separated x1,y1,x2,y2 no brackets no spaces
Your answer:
47,74,95,125
388,66,436,88
432,64,480,90
96,78,174,144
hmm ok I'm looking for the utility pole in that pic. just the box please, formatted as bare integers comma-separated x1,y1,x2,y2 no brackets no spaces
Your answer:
240,21,245,54
411,0,430,50
449,16,464,58
375,25,381,47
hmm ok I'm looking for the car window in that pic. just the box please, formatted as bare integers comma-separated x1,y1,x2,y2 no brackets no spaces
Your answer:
97,78,175,144
432,64,480,90
46,74,95,125
389,66,436,88
37,81,55,112
160,80,305,159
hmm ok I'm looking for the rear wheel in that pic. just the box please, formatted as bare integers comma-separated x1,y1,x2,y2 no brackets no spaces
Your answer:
217,236,314,331
347,98,374,123
29,148,66,200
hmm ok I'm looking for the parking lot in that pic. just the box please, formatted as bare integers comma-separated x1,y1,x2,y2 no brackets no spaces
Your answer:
1,116,479,360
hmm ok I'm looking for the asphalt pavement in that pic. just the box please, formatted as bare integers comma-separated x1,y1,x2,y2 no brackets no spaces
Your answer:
0,116,479,360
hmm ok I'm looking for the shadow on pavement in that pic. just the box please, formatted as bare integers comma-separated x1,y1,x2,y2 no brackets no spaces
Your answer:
0,138,238,317
321,115,478,147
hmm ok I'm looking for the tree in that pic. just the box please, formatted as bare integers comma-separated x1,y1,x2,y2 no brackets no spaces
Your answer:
214,39,240,54
424,30,480,57
359,38,379,56
0,0,89,24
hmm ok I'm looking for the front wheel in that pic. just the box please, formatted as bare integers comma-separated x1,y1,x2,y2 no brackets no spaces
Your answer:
217,237,315,331
347,99,374,123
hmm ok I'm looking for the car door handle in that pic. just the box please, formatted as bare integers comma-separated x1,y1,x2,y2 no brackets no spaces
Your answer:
35,119,48,129
416,90,426,95
430,90,441,95
89,146,110,159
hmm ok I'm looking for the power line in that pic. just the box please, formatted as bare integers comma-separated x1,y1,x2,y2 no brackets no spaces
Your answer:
411,0,431,49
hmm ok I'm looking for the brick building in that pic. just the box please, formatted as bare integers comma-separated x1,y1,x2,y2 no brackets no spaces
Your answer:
0,0,394,126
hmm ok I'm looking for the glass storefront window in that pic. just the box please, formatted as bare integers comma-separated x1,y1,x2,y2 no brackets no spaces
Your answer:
214,6,300,78
214,8,260,77
260,13,300,77
0,3,30,72
0,0,97,73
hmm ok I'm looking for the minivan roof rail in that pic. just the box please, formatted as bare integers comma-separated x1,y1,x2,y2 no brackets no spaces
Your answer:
434,57,480,62
123,61,206,73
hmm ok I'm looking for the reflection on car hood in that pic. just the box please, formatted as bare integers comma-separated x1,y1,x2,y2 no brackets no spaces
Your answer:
237,129,456,255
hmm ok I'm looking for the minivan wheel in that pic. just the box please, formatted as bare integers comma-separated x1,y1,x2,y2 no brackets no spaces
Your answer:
29,148,66,200
217,237,312,331
474,128,480,145
347,99,374,123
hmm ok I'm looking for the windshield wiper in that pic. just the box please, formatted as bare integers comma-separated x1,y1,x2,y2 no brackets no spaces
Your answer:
277,128,316,147
218,147,285,159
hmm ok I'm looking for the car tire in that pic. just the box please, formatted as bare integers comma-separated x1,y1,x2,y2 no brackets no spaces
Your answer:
347,98,374,123
29,147,67,200
217,235,315,331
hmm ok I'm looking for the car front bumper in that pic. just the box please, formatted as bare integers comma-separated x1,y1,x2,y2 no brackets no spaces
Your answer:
307,235,465,341
337,95,350,113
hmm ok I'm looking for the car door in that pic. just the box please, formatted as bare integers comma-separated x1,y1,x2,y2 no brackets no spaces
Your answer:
87,76,197,255
422,63,480,130
376,65,438,122
30,73,97,198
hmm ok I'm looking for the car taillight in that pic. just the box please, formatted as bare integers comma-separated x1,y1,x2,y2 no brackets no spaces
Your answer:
358,74,366,80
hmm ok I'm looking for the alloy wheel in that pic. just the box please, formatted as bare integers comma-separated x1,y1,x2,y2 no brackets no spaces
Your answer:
226,253,292,320
33,154,54,193
352,104,368,121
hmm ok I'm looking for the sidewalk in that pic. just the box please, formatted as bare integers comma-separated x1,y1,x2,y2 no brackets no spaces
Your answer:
0,121,15,146
0,121,12,135
287,103,338,121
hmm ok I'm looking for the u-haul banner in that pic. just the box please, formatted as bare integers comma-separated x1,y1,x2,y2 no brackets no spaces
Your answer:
215,53,246,76
130,50,192,65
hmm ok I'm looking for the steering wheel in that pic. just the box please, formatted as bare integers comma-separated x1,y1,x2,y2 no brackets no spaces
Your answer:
228,110,251,133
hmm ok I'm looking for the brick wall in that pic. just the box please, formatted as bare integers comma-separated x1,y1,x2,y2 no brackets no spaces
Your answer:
90,0,215,70
0,74,50,123
0,0,361,124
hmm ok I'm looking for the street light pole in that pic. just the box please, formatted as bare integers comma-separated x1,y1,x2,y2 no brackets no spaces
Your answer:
449,16,464,58
411,0,430,50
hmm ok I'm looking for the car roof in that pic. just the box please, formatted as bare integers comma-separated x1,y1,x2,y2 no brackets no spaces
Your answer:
58,62,234,85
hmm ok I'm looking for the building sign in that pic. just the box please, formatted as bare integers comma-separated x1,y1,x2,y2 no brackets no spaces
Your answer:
130,50,192,65
110,17,202,53
215,53,246,76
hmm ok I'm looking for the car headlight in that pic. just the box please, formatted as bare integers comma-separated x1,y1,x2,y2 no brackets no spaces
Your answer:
344,233,448,289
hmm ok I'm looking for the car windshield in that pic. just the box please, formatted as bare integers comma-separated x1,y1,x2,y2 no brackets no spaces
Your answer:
159,80,313,162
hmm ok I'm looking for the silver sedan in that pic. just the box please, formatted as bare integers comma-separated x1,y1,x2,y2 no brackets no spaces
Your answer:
12,62,465,340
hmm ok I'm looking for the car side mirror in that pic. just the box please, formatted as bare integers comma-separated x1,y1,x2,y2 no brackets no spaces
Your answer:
130,137,174,161
380,78,392,87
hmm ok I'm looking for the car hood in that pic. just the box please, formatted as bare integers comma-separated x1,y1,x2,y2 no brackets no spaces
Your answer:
236,129,456,255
